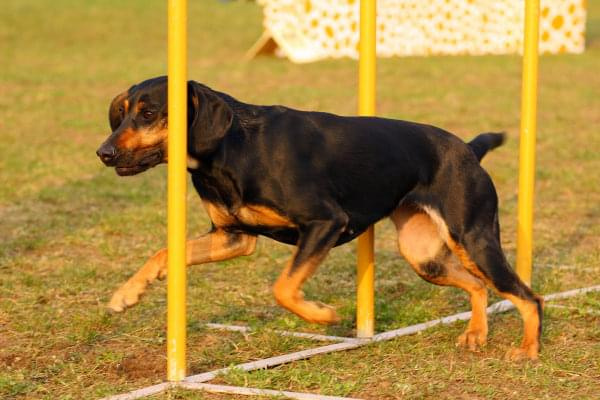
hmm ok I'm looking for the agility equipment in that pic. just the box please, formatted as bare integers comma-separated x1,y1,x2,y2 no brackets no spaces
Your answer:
110,0,551,396
167,0,188,381
247,0,586,63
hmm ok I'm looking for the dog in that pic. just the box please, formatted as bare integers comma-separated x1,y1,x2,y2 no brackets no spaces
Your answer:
97,76,543,360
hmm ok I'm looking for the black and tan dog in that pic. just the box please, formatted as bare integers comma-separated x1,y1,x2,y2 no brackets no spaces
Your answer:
97,76,543,360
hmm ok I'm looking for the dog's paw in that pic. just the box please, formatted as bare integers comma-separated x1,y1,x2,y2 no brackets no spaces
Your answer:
505,345,539,361
108,281,146,312
302,301,341,325
456,329,487,351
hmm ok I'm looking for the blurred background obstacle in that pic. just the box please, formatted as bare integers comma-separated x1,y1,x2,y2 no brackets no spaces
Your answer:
247,0,586,62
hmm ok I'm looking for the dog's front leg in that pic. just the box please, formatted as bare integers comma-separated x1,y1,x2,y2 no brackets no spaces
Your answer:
109,230,256,312
272,215,347,324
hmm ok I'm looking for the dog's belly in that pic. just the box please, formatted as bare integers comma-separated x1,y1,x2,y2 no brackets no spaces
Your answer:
236,222,366,247
237,225,299,245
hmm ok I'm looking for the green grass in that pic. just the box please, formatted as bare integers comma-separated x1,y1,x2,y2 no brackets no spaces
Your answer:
1,0,599,399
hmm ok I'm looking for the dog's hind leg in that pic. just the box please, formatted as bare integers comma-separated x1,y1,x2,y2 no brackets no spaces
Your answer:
423,168,543,360
391,204,489,350
108,230,256,312
447,232,543,360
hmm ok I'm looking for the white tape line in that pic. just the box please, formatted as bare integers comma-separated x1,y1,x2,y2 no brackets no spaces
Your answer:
276,330,363,343
180,382,362,400
206,323,250,333
183,285,600,384
102,382,173,400
372,310,473,342
187,302,518,381
372,299,522,342
206,322,363,343
102,284,600,400
543,285,600,302
185,341,363,383
538,264,600,271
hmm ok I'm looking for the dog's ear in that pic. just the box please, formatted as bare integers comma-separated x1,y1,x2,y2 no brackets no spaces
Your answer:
108,85,136,132
187,81,233,156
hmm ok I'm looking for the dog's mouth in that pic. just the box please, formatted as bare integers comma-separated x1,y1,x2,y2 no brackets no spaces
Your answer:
115,150,164,176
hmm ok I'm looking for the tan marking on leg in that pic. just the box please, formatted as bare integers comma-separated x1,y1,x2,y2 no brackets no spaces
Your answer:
108,247,167,312
237,205,296,227
109,92,130,130
455,279,488,350
272,252,339,324
109,231,256,312
391,204,488,350
421,205,451,243
447,240,491,284
447,239,541,360
417,260,489,350
391,205,444,265
443,241,495,350
196,230,257,262
202,201,237,227
502,293,542,361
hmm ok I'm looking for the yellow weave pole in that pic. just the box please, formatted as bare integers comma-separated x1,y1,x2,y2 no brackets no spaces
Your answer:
356,0,376,339
167,0,188,381
516,0,540,286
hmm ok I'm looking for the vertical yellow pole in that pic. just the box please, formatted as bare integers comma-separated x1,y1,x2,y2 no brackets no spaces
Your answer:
516,0,539,286
356,0,376,339
167,0,187,381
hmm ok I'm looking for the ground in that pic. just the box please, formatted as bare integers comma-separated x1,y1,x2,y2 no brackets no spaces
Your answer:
0,1,599,399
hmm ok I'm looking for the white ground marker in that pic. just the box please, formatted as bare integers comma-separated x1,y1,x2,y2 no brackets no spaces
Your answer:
181,382,362,400
205,323,364,343
103,285,600,400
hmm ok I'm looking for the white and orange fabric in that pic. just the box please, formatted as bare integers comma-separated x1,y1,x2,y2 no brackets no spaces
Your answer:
248,0,586,63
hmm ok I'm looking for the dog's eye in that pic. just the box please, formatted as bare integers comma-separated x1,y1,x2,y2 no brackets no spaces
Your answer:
142,110,154,119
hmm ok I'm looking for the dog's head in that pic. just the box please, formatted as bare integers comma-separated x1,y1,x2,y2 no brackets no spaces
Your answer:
97,77,233,176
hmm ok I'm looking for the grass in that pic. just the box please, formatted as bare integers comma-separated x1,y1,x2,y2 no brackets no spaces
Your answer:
1,0,599,399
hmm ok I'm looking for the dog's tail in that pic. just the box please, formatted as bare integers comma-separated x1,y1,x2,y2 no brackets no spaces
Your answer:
468,132,506,161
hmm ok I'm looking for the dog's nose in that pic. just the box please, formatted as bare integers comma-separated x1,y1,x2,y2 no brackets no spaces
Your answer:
96,144,117,164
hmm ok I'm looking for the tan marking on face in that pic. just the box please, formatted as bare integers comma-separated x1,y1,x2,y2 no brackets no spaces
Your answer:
115,128,137,149
116,127,168,150
202,201,236,227
135,101,146,113
123,99,130,113
191,92,199,108
237,205,296,227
